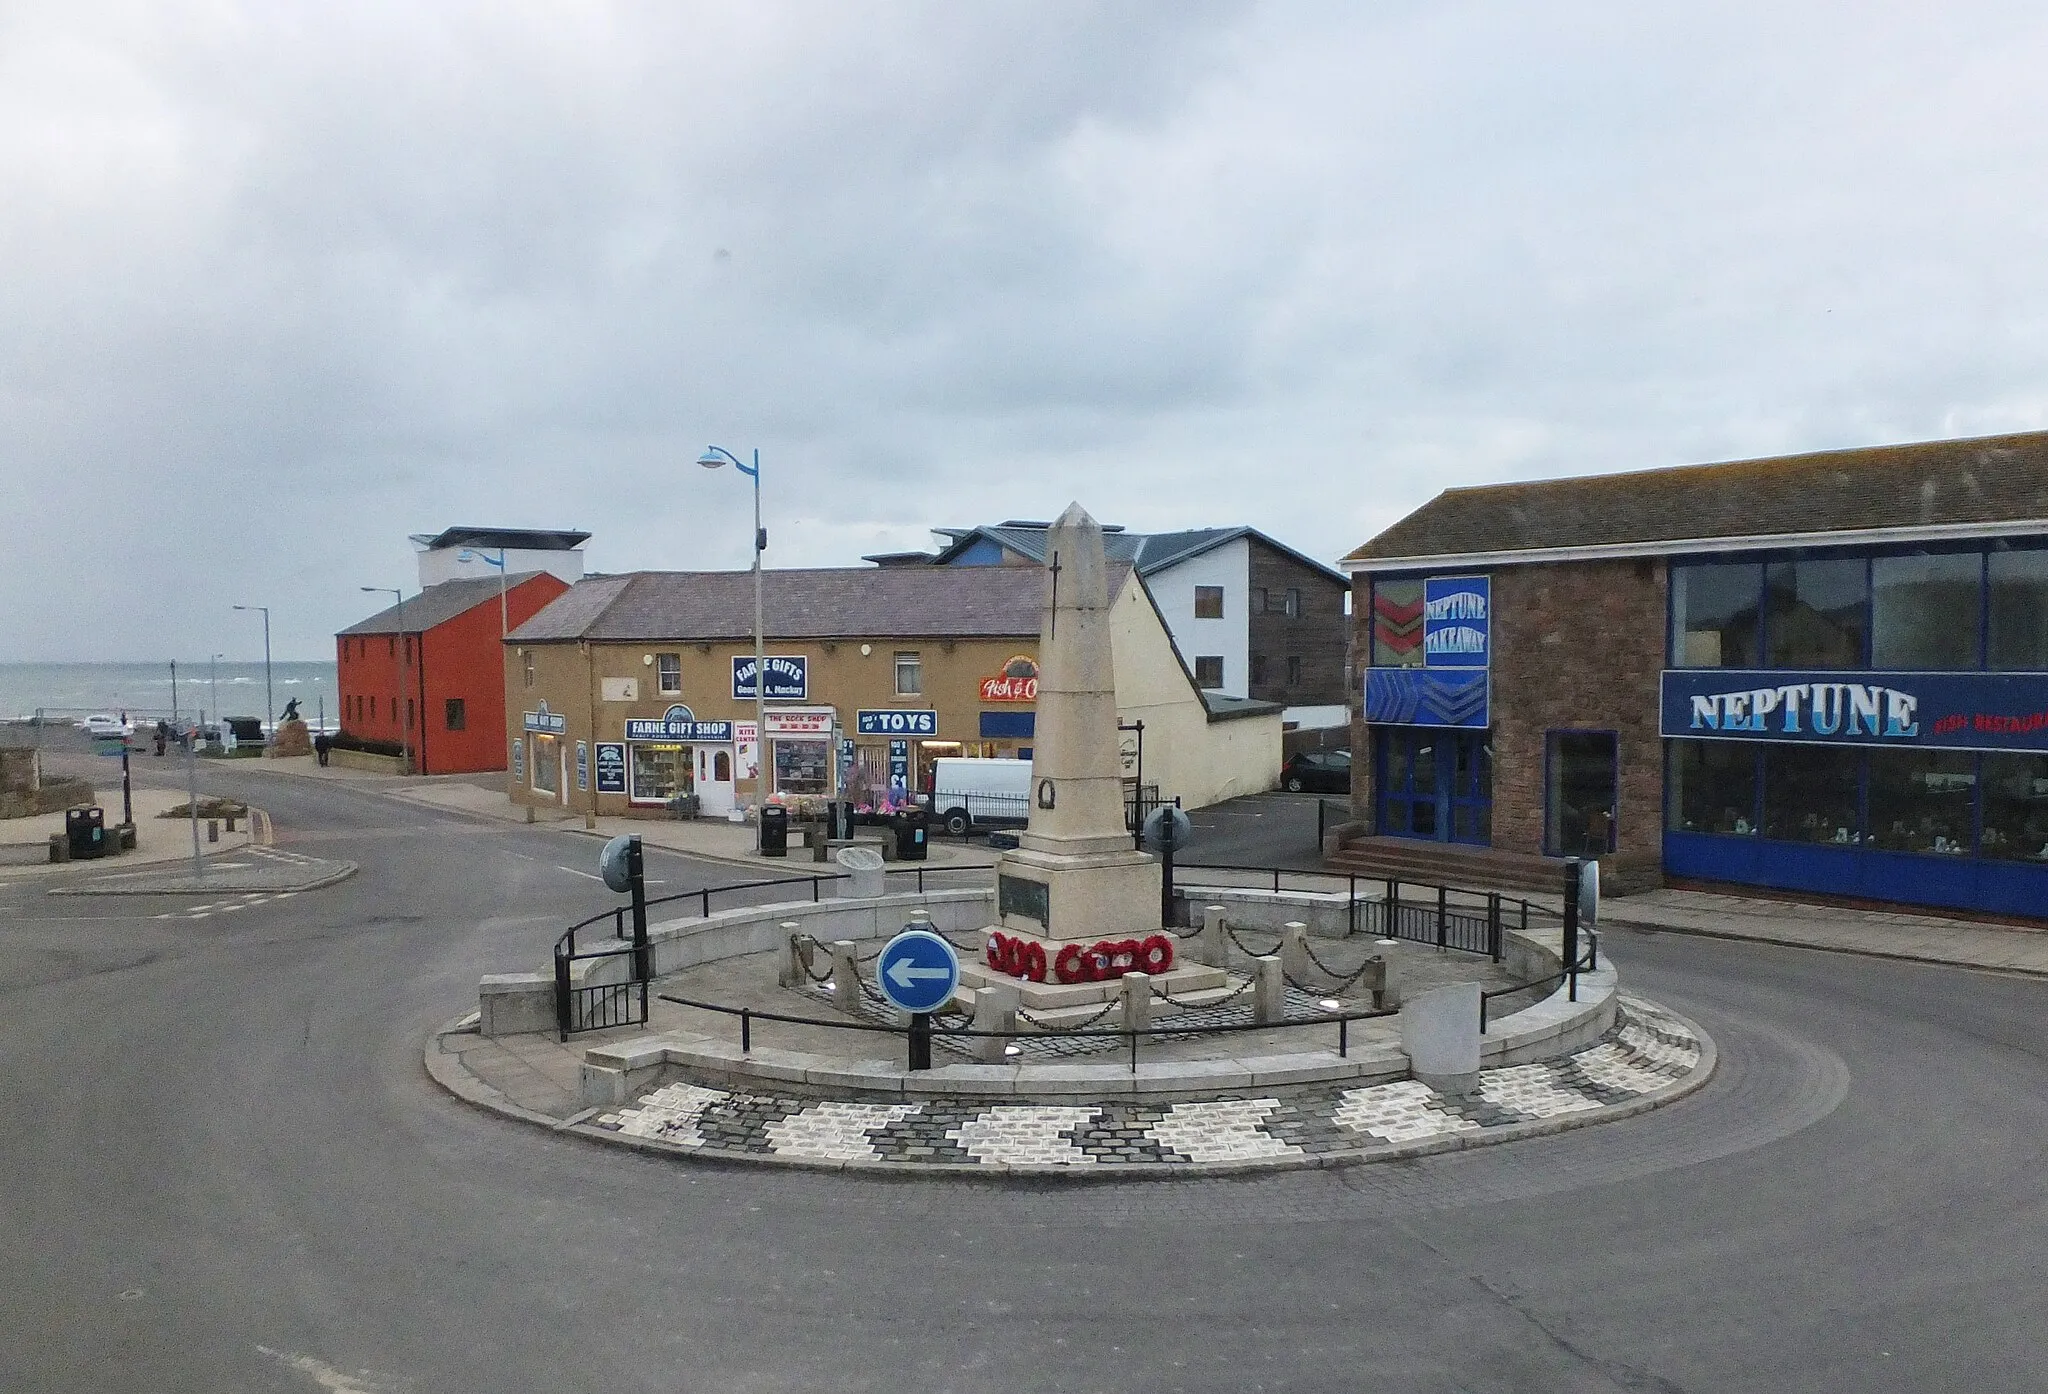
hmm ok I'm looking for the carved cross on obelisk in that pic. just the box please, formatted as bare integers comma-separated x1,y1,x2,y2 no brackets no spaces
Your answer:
1047,550,1061,637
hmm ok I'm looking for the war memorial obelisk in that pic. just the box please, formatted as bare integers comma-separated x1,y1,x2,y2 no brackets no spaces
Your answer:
995,502,1163,941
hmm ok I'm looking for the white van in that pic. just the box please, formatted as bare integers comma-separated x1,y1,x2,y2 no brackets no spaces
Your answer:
929,757,1032,836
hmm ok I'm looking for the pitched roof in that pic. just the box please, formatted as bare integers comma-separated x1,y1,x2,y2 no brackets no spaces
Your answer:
935,523,1347,584
410,526,590,552
509,566,1102,643
1345,430,2048,568
339,573,549,636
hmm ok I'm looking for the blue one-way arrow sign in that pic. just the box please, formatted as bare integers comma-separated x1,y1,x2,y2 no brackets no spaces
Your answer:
874,928,960,1015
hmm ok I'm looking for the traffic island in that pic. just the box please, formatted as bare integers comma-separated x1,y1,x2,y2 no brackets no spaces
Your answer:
430,994,1709,1176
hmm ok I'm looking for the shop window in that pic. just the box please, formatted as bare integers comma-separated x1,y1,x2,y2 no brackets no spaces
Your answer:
1671,562,1763,667
1988,548,2048,670
630,743,688,802
713,751,731,782
773,740,831,795
1762,745,1861,845
1981,753,2048,861
444,698,466,731
656,653,682,694
894,650,922,696
1872,553,1981,669
1868,749,1977,855
1667,739,1759,835
1545,731,1617,856
1765,559,1867,668
1250,654,1268,685
531,734,560,793
1194,655,1224,689
1194,586,1224,619
522,650,535,689
1370,579,1424,667
1286,655,1302,687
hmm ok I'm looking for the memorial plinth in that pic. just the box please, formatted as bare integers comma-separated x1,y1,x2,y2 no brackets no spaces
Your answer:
993,502,1163,943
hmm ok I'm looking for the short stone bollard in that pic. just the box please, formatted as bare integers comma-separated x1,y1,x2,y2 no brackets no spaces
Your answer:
1401,982,1481,1097
206,819,219,843
47,833,68,864
830,940,863,1017
224,813,237,832
1253,955,1285,1024
834,844,885,898
906,908,931,927
1281,921,1310,984
1200,905,1229,967
779,923,810,988
975,980,1020,1063
1375,939,1402,1007
1120,970,1152,1038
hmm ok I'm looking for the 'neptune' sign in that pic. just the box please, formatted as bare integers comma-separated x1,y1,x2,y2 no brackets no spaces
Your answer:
732,655,808,701
1661,670,2048,752
1423,577,1489,668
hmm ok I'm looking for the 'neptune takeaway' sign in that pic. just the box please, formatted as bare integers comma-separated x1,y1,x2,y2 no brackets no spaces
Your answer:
1422,577,1489,667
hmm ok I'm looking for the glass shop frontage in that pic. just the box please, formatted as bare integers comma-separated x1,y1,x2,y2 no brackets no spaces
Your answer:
1662,544,2048,917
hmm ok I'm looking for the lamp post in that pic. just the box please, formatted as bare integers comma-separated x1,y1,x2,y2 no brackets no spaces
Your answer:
697,445,766,848
210,653,223,733
232,604,272,740
459,546,511,638
361,587,410,774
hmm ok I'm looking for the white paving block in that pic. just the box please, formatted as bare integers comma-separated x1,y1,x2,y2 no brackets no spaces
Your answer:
611,1082,727,1145
765,1100,917,1161
1332,1080,1479,1143
1146,1099,1302,1163
950,1106,1098,1166
1479,1065,1603,1119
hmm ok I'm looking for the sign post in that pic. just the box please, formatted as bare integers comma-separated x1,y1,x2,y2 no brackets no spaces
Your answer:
874,928,960,1071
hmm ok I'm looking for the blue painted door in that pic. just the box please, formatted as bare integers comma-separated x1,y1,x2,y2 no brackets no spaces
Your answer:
1378,730,1491,845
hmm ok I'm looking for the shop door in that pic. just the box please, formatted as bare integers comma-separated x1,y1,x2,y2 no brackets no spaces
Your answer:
695,745,734,816
1377,730,1491,845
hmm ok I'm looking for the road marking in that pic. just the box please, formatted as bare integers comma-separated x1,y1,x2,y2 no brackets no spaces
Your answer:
556,866,603,881
256,1346,390,1393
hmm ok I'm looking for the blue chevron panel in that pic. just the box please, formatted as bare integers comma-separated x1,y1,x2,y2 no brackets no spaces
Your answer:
1365,669,1489,728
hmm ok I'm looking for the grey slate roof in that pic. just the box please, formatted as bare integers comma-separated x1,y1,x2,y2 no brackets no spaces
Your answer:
935,523,1348,584
339,573,547,636
510,566,1076,643
1345,430,2048,565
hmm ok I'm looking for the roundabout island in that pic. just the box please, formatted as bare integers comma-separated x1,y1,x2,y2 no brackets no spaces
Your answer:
435,504,1713,1178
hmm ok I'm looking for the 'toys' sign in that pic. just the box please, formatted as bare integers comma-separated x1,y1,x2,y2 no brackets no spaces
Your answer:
874,928,960,1015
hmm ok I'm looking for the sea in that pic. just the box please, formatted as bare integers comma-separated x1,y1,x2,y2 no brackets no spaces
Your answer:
0,661,340,728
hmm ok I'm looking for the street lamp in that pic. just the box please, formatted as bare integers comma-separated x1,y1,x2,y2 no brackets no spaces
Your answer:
361,587,410,774
698,445,766,847
232,605,272,741
458,547,511,638
210,653,223,732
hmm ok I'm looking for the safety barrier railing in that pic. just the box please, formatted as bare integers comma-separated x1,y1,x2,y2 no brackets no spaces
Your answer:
658,989,1399,1074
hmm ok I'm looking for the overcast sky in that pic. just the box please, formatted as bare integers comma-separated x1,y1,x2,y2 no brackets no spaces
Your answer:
7,2,2048,660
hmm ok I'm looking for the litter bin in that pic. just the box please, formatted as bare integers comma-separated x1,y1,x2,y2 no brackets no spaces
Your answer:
65,805,106,860
891,806,929,862
760,804,790,858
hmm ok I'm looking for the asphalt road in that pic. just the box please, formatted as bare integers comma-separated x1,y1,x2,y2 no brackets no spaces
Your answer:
1,764,2044,1392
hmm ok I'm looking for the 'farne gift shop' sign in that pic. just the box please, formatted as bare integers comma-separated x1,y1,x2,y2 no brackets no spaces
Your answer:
1661,670,2048,753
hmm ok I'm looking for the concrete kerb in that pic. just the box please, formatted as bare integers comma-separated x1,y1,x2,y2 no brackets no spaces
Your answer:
424,996,1716,1181
1599,907,2048,981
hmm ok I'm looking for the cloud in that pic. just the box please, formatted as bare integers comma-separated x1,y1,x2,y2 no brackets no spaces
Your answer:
4,1,2047,659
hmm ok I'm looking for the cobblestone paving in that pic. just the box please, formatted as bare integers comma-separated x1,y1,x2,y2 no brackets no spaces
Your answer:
593,997,1703,1173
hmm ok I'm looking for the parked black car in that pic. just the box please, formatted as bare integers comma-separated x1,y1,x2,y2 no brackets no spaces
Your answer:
1280,748,1351,793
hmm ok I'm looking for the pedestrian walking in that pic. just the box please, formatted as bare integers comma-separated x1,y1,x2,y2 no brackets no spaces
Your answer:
313,731,332,768
154,719,169,757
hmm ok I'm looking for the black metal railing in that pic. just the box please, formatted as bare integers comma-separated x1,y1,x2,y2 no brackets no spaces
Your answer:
1171,864,1559,963
1480,928,1600,1032
659,989,1399,1074
551,865,995,1039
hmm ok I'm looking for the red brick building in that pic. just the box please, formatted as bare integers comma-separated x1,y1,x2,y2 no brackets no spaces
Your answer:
337,573,569,774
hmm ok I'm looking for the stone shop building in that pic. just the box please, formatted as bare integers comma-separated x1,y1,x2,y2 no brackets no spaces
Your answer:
1339,430,2048,917
503,564,1281,822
